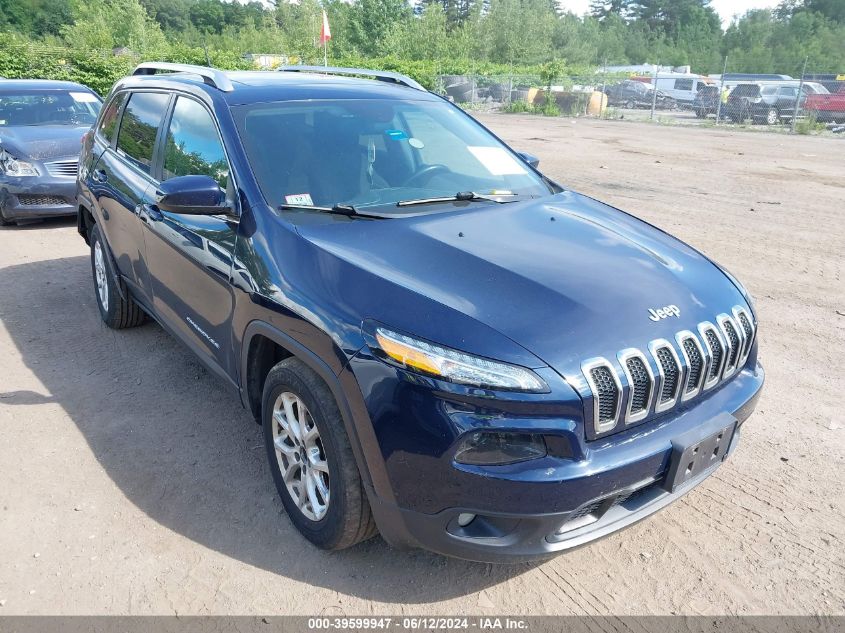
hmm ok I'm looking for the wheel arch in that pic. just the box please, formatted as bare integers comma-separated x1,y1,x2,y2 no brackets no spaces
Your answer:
239,320,380,496
78,203,95,244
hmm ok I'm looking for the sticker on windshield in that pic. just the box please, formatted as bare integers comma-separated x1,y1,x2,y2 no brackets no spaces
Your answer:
385,129,408,140
70,92,99,103
408,138,425,149
467,146,527,176
285,193,313,206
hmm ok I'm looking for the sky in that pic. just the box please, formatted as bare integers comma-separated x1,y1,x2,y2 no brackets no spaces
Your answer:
557,0,779,27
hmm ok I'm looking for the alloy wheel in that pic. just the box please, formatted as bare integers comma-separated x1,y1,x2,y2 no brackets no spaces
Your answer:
271,391,330,521
767,108,779,125
94,240,109,312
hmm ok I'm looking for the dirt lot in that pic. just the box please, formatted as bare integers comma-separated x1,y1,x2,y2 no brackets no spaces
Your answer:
0,116,843,616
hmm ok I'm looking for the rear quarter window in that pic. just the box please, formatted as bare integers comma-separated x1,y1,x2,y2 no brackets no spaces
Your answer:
115,92,170,175
97,92,127,145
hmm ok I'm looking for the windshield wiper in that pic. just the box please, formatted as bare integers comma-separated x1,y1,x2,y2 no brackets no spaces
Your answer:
278,203,384,219
396,191,519,208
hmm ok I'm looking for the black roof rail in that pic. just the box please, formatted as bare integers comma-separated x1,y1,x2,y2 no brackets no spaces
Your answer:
132,62,234,92
277,65,425,91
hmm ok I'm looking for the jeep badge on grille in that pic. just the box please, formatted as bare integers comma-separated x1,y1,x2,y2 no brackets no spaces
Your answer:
648,304,681,321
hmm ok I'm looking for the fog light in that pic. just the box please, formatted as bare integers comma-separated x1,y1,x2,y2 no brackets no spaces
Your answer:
454,431,547,465
457,513,476,527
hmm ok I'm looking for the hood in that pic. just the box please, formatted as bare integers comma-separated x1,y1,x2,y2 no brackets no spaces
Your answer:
296,191,747,377
0,125,89,161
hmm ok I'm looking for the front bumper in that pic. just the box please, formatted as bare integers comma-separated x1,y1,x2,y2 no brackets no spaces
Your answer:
0,176,77,221
346,352,764,563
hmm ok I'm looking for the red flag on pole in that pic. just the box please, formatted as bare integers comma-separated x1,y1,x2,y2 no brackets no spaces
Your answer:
320,10,332,44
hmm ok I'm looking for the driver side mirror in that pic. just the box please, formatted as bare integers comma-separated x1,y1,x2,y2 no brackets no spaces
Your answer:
155,175,231,215
516,151,540,169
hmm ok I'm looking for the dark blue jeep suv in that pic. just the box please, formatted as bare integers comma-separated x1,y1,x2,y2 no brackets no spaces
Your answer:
77,63,764,562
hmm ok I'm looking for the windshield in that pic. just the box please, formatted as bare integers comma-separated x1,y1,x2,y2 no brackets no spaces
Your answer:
0,90,102,127
233,98,555,214
805,83,829,95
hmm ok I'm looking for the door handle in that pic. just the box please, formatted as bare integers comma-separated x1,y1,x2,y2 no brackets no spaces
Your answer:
138,203,163,223
92,169,108,183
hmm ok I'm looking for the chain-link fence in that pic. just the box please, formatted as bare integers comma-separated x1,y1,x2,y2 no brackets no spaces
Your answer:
438,72,845,135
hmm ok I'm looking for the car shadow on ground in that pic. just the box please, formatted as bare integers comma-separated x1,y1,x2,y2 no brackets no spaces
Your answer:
0,252,536,603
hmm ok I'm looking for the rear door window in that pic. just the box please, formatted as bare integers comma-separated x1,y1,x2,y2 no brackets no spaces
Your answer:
115,92,170,175
674,79,693,91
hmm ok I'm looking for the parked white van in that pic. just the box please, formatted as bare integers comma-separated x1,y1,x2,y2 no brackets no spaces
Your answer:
645,73,715,108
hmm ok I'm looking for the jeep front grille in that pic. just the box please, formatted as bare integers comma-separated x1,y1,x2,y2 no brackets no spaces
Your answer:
581,306,755,439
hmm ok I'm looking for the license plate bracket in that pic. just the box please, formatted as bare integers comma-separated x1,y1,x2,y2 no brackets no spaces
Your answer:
663,412,737,493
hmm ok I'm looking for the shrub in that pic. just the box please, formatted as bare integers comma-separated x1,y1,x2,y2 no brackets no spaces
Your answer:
794,112,825,135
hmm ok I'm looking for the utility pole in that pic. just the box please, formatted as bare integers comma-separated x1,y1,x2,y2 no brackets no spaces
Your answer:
715,55,728,125
650,62,659,120
791,57,809,134
600,58,607,117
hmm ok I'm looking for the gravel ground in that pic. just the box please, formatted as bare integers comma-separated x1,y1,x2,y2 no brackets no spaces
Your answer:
0,116,842,616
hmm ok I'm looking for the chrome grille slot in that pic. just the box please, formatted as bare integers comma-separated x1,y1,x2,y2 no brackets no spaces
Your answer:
650,340,682,413
618,349,654,424
591,367,618,423
676,331,705,400
582,358,622,435
656,349,678,401
626,358,650,413
718,314,741,378
699,323,725,389
45,159,78,178
683,340,703,389
733,306,755,365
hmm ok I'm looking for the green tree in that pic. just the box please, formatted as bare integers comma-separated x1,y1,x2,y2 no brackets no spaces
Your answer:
61,0,167,53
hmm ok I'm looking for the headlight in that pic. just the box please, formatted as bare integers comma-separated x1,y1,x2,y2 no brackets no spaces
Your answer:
0,149,39,177
373,327,548,392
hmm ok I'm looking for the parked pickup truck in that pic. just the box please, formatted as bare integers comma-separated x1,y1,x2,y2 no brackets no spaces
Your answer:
805,86,845,122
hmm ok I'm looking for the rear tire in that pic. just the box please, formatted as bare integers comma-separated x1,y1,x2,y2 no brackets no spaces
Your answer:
89,224,145,329
766,107,779,125
262,357,377,550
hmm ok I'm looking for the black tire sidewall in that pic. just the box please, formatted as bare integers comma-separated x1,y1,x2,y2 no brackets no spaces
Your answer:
262,363,353,549
90,225,119,324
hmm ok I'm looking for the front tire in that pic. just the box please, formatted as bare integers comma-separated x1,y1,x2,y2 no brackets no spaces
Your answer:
89,224,145,329
0,207,12,227
262,357,377,550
